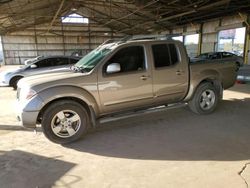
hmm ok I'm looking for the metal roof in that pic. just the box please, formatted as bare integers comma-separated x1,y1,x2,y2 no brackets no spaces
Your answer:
0,0,249,35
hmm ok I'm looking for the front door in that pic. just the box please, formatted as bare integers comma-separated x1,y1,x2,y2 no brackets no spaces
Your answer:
98,45,153,114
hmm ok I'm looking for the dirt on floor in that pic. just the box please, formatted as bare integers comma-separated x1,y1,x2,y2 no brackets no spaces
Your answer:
0,81,250,188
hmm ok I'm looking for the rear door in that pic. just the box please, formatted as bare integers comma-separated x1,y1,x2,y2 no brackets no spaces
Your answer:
150,42,189,104
98,45,154,114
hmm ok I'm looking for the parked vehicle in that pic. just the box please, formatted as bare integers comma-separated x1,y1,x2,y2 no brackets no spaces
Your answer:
237,65,250,82
0,56,80,89
16,35,237,144
191,51,243,69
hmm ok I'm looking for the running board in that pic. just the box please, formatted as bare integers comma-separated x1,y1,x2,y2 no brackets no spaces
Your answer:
98,103,187,124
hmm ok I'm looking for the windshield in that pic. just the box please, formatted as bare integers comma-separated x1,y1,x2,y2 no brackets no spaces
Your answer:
74,44,115,72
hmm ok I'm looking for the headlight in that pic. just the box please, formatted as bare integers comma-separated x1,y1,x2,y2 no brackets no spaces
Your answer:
0,72,10,80
19,87,37,100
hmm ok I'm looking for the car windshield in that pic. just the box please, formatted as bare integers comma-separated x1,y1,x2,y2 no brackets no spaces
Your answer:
74,44,115,72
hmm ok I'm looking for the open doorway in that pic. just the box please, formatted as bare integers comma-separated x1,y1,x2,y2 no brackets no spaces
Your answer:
184,34,199,58
218,27,246,57
0,36,3,66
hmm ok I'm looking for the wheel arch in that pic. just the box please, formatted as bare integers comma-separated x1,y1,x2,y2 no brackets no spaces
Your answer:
9,75,23,86
185,74,223,101
37,96,97,128
36,85,99,126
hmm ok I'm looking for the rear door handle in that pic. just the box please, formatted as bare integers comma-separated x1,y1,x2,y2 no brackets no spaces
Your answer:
176,70,184,75
140,75,150,80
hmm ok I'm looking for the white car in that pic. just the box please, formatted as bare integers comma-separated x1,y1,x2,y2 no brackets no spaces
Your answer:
0,56,80,89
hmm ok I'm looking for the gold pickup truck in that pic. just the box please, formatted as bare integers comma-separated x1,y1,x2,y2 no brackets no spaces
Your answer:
16,35,237,144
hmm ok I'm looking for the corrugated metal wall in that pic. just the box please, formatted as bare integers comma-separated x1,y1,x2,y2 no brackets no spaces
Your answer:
2,20,123,65
2,14,249,65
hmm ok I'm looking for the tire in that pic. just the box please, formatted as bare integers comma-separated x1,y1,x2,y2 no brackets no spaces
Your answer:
41,100,90,144
10,76,23,90
188,82,219,115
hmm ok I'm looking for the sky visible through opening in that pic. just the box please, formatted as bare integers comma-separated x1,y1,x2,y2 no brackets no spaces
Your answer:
61,13,89,24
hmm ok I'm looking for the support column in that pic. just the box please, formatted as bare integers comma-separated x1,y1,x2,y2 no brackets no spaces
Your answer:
1,36,6,65
198,23,203,55
88,22,91,51
243,15,250,65
34,25,38,56
61,23,66,55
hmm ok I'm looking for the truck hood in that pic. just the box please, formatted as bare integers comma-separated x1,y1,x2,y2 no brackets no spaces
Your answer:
18,71,88,90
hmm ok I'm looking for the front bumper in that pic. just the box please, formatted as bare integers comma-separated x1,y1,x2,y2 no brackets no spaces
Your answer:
17,110,40,128
16,95,44,128
0,73,10,86
0,77,9,86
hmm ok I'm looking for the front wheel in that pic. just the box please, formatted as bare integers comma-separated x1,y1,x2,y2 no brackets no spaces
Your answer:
41,100,90,144
188,83,219,114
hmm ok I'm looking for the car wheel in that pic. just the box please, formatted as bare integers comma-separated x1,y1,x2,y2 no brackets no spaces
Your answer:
10,76,23,90
188,82,219,114
41,100,90,144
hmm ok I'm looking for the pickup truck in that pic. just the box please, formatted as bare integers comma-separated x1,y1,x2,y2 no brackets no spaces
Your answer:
16,35,237,144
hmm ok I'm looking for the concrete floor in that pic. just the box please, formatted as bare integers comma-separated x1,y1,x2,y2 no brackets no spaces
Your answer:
0,78,250,188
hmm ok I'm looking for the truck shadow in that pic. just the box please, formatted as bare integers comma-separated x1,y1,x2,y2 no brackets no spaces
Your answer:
0,125,42,132
65,98,250,161
0,150,78,188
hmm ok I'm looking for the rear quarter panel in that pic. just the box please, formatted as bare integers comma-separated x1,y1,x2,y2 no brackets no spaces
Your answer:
185,61,237,101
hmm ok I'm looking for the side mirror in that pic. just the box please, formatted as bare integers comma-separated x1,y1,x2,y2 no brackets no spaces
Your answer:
30,64,37,69
106,63,121,74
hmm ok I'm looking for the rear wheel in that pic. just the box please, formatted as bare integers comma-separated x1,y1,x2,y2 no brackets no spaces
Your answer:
188,83,219,114
41,100,90,144
10,76,23,90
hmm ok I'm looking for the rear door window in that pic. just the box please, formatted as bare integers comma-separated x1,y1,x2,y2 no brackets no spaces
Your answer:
49,58,69,66
35,59,53,68
152,43,179,68
69,58,79,64
222,52,234,58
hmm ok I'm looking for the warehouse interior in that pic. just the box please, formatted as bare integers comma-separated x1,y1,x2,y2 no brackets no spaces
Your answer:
0,1,250,188
0,0,250,65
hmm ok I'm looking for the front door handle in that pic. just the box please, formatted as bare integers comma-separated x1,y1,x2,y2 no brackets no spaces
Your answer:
140,75,150,80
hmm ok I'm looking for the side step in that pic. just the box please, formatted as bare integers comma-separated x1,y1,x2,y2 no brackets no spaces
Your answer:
98,103,187,124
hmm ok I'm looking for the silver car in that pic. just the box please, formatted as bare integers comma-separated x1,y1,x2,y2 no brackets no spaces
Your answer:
0,56,80,89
